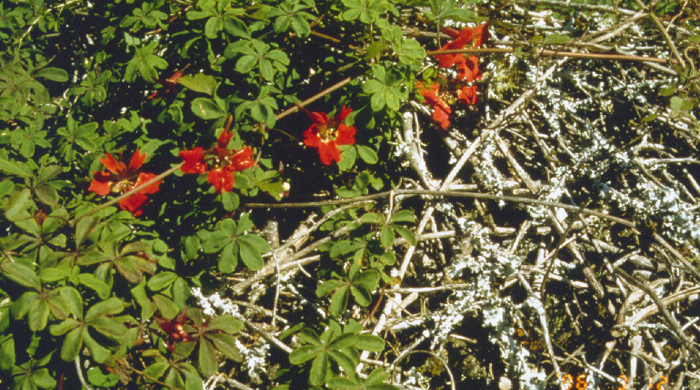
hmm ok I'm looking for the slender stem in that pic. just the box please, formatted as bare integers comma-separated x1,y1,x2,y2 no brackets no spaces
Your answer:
244,188,636,228
425,47,676,64
275,77,352,121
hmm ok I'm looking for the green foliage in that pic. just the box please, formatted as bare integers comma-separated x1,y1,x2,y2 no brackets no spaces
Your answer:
289,320,386,386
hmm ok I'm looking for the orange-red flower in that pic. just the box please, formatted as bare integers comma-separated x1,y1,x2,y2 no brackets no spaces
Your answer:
458,85,479,105
417,82,452,129
298,104,356,165
418,79,479,129
436,23,489,82
179,127,255,193
148,64,189,100
88,150,161,216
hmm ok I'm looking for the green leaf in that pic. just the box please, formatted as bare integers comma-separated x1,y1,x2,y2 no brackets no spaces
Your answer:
199,338,218,377
28,299,50,331
392,225,417,245
35,184,59,206
61,326,85,361
350,285,372,306
309,353,330,386
316,279,346,297
355,334,385,351
205,16,224,39
49,318,80,336
236,55,258,74
289,345,319,364
90,316,128,339
34,67,69,82
147,271,178,291
0,261,40,290
84,330,111,363
0,334,15,372
0,158,33,177
207,332,242,361
33,368,57,389
543,33,570,44
85,297,124,320
380,225,395,248
86,367,120,388
357,145,378,164
299,328,322,345
206,315,244,333
191,98,227,120
75,216,99,248
4,188,32,222
221,191,240,212
238,235,269,271
153,294,179,319
330,285,349,317
78,273,111,299
388,210,414,223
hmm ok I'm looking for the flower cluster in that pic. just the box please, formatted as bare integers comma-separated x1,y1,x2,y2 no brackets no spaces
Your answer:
298,104,356,165
420,23,489,129
88,149,161,216
154,310,197,351
179,125,255,193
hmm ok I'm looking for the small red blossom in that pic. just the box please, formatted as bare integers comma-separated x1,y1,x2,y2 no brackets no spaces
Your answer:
88,149,161,216
154,309,197,351
417,82,452,129
179,118,255,193
418,78,479,129
436,23,489,82
458,85,479,105
148,64,190,100
297,104,356,165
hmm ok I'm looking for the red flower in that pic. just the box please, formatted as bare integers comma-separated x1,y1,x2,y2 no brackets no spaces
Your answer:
88,150,161,216
298,104,356,165
435,23,489,82
179,126,255,193
458,85,479,105
148,64,190,100
417,79,479,129
417,82,452,129
154,309,197,351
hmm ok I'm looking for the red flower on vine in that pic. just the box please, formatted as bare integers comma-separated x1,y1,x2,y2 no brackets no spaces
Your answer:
298,104,356,165
436,23,489,82
148,64,190,100
417,82,452,129
88,150,161,216
458,85,479,105
418,79,479,129
179,121,255,193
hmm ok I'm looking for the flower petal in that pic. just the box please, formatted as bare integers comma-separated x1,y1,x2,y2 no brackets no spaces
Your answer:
100,153,124,175
88,172,114,196
472,23,490,48
128,149,146,171
335,106,352,122
218,130,233,149
207,168,235,193
229,147,255,172
335,124,356,146
458,85,479,105
317,141,341,165
180,147,208,174
120,193,148,216
134,172,161,194
303,126,322,147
